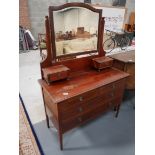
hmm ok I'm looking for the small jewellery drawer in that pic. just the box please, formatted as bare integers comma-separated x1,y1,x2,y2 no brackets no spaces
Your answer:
61,103,108,132
59,89,98,111
42,65,70,84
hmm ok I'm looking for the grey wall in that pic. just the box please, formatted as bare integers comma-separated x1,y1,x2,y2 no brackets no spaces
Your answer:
27,0,67,39
27,0,134,39
91,0,112,5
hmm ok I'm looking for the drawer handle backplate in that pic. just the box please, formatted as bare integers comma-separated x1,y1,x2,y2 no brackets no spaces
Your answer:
79,96,83,101
78,107,83,112
112,84,115,89
57,73,61,78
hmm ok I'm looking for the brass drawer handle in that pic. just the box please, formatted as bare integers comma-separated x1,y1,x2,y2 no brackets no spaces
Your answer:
57,73,61,78
79,96,83,101
112,84,115,89
78,117,82,122
78,107,83,112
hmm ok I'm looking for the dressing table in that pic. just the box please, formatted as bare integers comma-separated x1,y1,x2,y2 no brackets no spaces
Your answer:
38,3,129,150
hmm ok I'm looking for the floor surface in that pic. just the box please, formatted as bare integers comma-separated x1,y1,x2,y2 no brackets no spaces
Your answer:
19,50,45,124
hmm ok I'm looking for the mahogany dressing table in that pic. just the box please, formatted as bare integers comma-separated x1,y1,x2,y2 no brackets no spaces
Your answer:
38,3,129,150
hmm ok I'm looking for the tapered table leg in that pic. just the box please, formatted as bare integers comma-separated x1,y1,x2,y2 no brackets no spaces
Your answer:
58,131,63,150
41,88,50,128
46,114,50,128
115,104,120,118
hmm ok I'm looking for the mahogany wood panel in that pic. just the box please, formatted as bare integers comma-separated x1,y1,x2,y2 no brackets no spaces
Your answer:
43,89,58,119
45,105,59,130
53,55,99,72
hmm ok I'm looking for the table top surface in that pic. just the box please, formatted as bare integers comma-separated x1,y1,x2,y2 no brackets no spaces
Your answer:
109,50,135,63
39,68,129,104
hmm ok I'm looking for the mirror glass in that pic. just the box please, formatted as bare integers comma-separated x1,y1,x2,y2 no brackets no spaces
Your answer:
53,7,99,57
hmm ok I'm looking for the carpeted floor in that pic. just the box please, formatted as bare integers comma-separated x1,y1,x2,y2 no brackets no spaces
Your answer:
19,100,41,155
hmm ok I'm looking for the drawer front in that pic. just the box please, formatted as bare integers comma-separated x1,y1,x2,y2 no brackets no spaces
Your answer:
92,57,113,70
99,79,125,93
59,89,98,111
61,102,108,132
99,60,113,69
48,71,69,82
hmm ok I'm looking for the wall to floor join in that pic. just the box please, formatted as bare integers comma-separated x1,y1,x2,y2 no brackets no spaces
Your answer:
27,0,134,39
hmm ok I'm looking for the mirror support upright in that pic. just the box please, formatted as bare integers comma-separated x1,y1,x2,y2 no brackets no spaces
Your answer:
99,17,105,57
40,16,52,79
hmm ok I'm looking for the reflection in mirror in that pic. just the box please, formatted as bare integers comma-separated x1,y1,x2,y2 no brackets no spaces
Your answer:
53,7,99,57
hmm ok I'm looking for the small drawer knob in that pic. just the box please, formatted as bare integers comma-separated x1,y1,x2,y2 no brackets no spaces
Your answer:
112,84,115,89
57,73,61,78
79,96,83,101
78,107,83,112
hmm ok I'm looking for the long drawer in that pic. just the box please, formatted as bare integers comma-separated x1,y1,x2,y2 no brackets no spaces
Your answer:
61,101,109,133
59,88,98,112
99,79,125,95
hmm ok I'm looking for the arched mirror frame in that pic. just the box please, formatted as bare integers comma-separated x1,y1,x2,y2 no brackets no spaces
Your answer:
48,3,105,62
